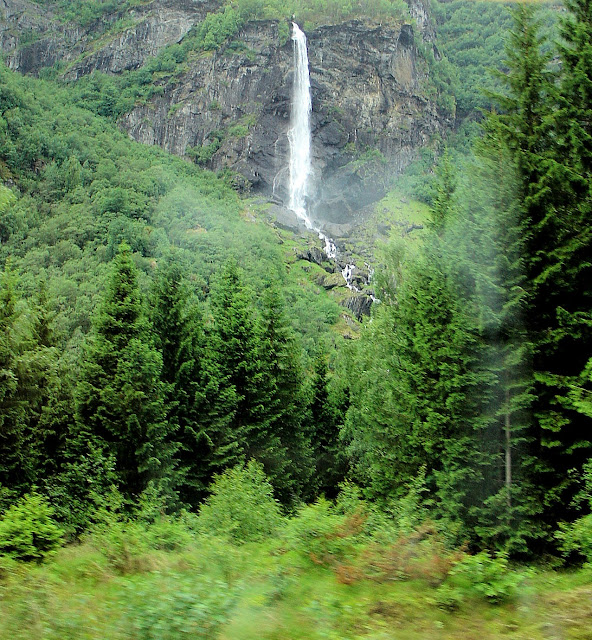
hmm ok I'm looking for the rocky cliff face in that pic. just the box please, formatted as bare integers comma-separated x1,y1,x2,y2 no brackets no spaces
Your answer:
1,0,448,227
121,18,448,226
0,0,217,75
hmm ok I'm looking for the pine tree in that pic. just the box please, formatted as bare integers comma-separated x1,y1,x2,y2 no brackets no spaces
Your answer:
258,285,313,502
309,351,345,498
536,0,592,509
429,150,456,236
75,244,172,500
200,260,260,476
490,1,592,528
21,283,67,484
444,145,538,550
0,264,30,501
0,272,67,504
150,260,207,505
345,237,482,515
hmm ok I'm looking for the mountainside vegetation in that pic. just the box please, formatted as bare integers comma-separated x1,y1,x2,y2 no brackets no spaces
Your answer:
1,0,592,637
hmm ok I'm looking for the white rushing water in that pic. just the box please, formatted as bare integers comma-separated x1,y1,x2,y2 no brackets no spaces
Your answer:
287,23,337,260
286,23,378,298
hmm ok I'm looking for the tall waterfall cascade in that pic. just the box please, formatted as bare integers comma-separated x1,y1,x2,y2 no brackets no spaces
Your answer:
286,23,377,299
287,23,337,260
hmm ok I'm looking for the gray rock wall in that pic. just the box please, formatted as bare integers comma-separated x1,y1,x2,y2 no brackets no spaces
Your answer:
0,0,448,225
120,19,448,225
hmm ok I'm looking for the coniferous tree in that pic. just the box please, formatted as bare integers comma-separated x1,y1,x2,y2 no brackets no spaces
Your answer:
309,351,345,498
345,235,482,517
21,283,68,485
490,1,592,528
445,145,537,550
200,260,261,474
536,0,592,514
202,263,314,503
429,150,456,236
150,260,207,506
0,272,68,505
75,244,173,500
258,285,313,502
0,264,30,501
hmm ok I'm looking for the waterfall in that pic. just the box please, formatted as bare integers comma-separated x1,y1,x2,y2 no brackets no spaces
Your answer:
286,24,377,299
288,23,312,225
288,23,337,260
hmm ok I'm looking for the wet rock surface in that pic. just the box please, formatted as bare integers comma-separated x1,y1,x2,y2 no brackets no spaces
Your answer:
0,0,448,227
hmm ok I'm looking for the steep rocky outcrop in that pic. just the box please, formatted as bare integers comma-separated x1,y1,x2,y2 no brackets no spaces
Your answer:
121,18,449,226
0,0,218,75
1,0,448,229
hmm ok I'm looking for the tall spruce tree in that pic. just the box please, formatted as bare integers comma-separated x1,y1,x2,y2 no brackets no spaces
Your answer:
309,351,345,498
0,264,30,501
258,285,313,502
490,1,592,529
75,244,173,500
200,260,262,476
538,0,592,513
20,283,66,485
345,235,483,517
445,146,537,550
150,260,207,506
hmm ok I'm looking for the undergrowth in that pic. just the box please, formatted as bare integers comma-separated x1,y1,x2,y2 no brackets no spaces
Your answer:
0,471,589,639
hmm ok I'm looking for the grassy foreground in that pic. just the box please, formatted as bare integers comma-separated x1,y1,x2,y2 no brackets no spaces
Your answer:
1,515,591,640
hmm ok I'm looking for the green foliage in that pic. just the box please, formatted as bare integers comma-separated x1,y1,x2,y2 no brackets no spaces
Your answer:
194,6,244,51
257,284,314,500
0,492,64,562
346,137,536,551
120,573,238,640
309,351,347,497
283,498,356,565
0,185,17,244
290,0,409,26
556,460,592,563
197,461,283,543
487,0,592,532
556,513,592,564
74,244,173,500
47,0,146,27
437,552,527,607
431,0,558,115
85,486,194,573
186,132,224,166
149,261,206,505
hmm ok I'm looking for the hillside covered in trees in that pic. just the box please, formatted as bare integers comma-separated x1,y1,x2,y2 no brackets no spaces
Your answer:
1,0,592,637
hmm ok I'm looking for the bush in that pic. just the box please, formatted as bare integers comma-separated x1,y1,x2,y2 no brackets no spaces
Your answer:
362,523,458,586
0,492,64,561
284,498,367,568
436,551,526,607
120,573,238,639
556,460,592,564
557,514,592,564
86,486,194,573
197,461,283,543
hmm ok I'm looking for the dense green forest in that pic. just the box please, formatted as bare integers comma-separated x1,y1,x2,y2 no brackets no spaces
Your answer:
1,0,592,637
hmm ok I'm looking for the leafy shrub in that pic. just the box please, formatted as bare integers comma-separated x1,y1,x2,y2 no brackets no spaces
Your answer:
284,498,366,567
86,486,194,573
436,551,526,607
195,6,244,51
0,492,64,561
556,460,592,563
362,523,458,586
119,573,238,639
557,514,592,564
197,461,283,543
